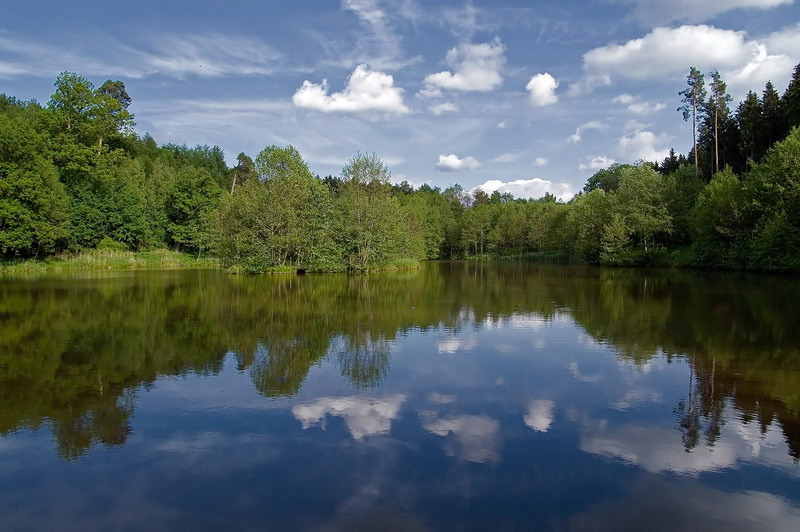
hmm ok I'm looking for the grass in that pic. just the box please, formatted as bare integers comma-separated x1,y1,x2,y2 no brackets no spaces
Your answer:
1,251,420,276
381,258,422,271
0,249,219,275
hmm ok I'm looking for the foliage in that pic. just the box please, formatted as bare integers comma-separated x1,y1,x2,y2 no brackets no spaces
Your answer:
0,113,69,257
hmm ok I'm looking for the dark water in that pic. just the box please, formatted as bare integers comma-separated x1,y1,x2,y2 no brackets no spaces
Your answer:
1,262,799,531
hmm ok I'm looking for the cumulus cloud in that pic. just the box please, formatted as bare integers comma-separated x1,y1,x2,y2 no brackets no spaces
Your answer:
579,155,617,171
612,0,793,25
429,102,459,115
292,394,406,440
613,94,665,115
763,23,800,58
421,37,506,93
533,157,549,167
293,64,409,114
580,24,797,97
474,178,574,201
567,121,607,144
435,153,482,171
617,130,670,163
526,73,559,106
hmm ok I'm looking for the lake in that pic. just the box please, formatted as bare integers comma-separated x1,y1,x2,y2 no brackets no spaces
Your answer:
1,262,799,531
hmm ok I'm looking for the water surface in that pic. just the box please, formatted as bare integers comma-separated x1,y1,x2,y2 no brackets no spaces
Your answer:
1,262,799,530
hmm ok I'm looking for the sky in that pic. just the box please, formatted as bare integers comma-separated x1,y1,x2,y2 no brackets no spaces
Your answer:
2,0,799,200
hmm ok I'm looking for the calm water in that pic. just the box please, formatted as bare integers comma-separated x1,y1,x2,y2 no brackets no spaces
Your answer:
1,262,799,531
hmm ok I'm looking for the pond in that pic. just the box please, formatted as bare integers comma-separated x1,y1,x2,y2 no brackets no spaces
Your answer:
1,262,799,530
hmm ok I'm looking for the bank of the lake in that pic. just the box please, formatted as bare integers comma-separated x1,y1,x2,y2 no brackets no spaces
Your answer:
0,250,424,275
0,248,218,275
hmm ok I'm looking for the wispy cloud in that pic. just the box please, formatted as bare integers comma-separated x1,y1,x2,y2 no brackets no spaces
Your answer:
612,93,665,115
340,0,422,70
567,121,607,144
0,32,282,79
611,0,793,26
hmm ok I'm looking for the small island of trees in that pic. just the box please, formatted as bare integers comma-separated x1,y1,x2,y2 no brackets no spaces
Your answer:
2,64,800,272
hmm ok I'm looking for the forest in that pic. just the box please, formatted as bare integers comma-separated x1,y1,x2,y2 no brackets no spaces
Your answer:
1,64,800,272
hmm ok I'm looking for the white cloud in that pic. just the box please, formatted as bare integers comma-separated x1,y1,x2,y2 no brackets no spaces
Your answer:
567,74,612,96
435,153,482,171
292,394,406,440
340,0,422,70
421,412,501,463
440,2,497,37
579,155,617,171
474,178,574,201
524,400,555,432
496,121,507,128
422,37,505,92
526,73,559,106
0,33,282,79
617,130,671,163
429,102,459,115
567,121,607,144
416,86,443,99
293,64,409,115
533,157,549,167
580,24,798,97
763,23,800,58
613,0,794,25
613,94,665,115
491,151,523,163
725,42,794,97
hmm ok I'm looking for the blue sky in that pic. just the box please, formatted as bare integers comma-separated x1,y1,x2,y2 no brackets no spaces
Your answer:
2,0,799,199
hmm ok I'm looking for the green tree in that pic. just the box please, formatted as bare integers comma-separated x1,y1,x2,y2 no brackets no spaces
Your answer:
691,167,745,267
230,152,257,194
167,166,222,254
705,70,733,174
784,63,800,131
335,152,406,270
583,163,631,193
612,164,672,255
743,127,800,271
566,189,611,263
736,90,764,162
0,114,69,256
762,81,786,150
679,67,707,173
216,146,339,271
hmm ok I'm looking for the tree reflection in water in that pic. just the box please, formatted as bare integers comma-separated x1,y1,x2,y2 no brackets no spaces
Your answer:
0,263,798,460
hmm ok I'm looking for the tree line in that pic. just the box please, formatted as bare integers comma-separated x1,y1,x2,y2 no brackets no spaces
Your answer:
1,65,799,272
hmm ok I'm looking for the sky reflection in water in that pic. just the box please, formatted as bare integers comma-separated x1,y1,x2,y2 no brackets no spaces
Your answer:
0,263,798,530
